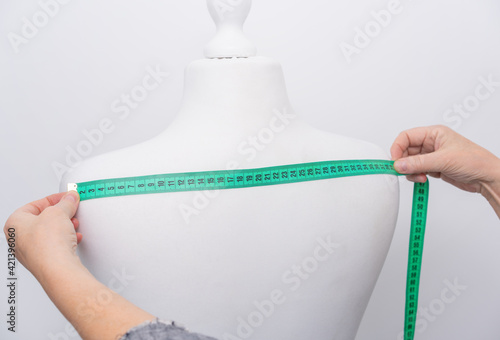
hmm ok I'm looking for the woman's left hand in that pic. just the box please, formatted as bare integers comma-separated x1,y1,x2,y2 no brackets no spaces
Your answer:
3,191,82,278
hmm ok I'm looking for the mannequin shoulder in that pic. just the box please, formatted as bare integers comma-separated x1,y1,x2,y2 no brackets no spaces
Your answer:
296,125,390,160
59,141,162,192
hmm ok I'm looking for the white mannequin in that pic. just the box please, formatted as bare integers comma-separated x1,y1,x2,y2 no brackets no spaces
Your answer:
61,1,399,339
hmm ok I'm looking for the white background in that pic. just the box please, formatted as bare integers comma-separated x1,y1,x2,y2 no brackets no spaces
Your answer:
1,0,499,339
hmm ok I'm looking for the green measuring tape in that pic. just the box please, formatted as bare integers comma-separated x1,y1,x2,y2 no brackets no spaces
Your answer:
69,159,428,340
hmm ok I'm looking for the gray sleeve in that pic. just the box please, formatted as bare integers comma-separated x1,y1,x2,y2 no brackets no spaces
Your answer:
118,318,219,340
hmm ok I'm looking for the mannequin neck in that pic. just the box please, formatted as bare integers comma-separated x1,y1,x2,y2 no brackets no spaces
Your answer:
174,57,295,125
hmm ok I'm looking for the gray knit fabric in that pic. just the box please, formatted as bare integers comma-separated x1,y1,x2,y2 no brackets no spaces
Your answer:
119,319,219,340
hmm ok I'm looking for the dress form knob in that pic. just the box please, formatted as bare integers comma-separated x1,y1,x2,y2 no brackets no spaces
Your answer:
204,0,257,58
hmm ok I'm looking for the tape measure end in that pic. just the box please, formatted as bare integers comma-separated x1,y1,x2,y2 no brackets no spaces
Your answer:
67,183,78,192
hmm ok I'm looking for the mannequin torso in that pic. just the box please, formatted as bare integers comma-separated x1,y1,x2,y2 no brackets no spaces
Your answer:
61,57,399,340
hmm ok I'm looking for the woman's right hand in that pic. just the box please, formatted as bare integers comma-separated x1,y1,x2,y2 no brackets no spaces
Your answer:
390,125,500,217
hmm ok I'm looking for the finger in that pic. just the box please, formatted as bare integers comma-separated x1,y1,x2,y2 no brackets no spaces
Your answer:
391,127,429,160
53,191,80,219
394,152,444,175
390,126,438,160
76,232,83,244
390,139,405,160
71,218,80,230
407,145,425,156
20,192,67,215
406,174,428,183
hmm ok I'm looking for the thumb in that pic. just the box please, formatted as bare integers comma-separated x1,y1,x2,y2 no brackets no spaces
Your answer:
55,191,80,218
394,152,443,175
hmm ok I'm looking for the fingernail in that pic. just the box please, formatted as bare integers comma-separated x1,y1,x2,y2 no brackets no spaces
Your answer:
64,192,77,203
394,160,408,173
